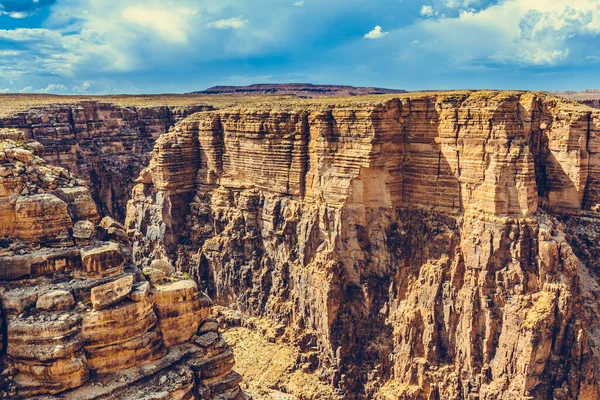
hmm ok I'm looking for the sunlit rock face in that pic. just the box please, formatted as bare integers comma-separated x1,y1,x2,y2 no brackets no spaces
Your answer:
126,91,600,399
0,130,247,400
0,101,211,221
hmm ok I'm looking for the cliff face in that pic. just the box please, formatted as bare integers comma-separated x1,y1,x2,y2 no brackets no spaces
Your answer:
0,101,210,221
0,129,246,399
126,91,600,399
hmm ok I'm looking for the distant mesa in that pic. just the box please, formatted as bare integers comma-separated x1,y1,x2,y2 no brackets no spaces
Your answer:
188,83,407,97
552,89,600,109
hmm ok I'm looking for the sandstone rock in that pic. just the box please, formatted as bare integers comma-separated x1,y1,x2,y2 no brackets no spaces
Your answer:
54,186,100,223
2,288,40,314
195,332,219,348
81,297,166,374
1,102,210,221
36,290,75,311
142,267,167,284
125,91,600,399
80,242,127,277
6,313,89,396
129,281,150,302
106,226,128,242
0,125,245,398
150,259,175,275
0,248,81,280
90,275,134,310
154,280,211,346
100,216,125,231
9,148,34,164
72,220,96,241
198,319,219,334
12,194,72,243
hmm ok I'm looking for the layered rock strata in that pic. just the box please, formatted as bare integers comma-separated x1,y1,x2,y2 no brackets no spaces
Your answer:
127,91,600,399
0,101,210,221
0,131,246,399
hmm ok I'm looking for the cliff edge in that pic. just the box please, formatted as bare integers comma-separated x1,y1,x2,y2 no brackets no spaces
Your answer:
125,90,600,399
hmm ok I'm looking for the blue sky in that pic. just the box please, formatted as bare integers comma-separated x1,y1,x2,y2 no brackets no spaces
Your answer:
0,0,599,94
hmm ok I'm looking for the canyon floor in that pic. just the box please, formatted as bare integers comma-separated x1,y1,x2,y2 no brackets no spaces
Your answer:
2,90,600,399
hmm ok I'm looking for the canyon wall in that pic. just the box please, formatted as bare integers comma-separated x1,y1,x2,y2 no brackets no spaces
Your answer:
0,129,246,399
0,101,210,221
126,91,600,399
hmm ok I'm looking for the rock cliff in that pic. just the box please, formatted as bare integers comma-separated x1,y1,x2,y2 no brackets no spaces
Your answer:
0,129,246,399
126,91,600,399
0,101,210,221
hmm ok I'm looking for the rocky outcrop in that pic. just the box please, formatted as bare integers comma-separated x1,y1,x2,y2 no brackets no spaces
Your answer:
0,131,246,399
0,101,211,221
126,91,600,399
553,90,600,110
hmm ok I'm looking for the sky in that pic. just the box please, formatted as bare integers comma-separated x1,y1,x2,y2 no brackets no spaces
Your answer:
0,0,599,94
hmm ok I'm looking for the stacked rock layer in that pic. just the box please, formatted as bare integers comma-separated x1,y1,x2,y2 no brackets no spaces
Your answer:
0,101,210,221
126,91,600,399
0,130,246,399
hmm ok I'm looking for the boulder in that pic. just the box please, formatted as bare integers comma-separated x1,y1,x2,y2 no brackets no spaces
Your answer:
72,220,96,241
80,243,127,276
198,319,219,334
129,281,150,302
142,267,166,284
150,259,175,275
99,216,125,231
90,275,134,310
36,290,75,311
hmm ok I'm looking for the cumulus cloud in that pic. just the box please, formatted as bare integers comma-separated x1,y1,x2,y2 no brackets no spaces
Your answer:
0,27,130,80
364,25,389,39
72,80,92,93
122,6,195,43
207,17,248,29
420,5,434,17
408,0,600,66
444,0,478,9
293,1,304,6
39,83,68,93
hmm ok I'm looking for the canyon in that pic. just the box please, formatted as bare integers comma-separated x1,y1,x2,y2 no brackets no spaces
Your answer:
0,128,247,399
1,90,600,399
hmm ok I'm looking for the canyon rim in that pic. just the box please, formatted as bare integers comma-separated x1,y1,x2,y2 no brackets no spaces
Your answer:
1,90,600,400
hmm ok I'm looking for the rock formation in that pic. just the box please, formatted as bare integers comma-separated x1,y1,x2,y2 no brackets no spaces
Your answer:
0,101,210,221
553,90,600,110
0,129,246,399
126,91,600,399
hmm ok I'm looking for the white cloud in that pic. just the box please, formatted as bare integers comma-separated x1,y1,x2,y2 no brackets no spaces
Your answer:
122,6,195,43
364,25,389,39
207,17,249,29
72,80,93,93
420,5,434,17
293,1,304,6
444,0,478,9
39,83,68,93
409,0,600,66
5,12,30,18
